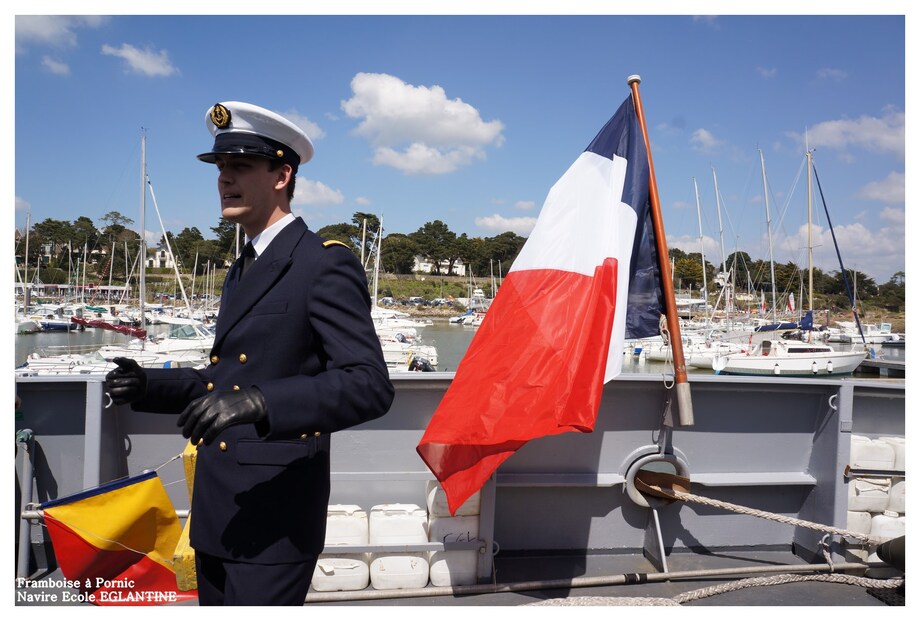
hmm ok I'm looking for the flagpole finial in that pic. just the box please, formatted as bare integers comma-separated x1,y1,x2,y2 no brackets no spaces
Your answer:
627,74,641,85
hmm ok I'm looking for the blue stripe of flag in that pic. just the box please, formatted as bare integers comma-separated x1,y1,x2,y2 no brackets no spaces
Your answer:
586,95,663,340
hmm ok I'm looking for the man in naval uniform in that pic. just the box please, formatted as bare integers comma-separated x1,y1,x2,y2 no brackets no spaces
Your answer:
105,101,395,605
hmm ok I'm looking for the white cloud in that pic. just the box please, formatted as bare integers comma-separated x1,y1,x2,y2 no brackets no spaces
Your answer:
757,66,777,79
373,143,481,175
341,72,504,175
692,16,720,30
799,110,904,159
774,221,905,282
474,214,537,236
817,67,848,81
514,200,536,211
856,171,905,204
665,234,722,260
101,43,178,77
293,178,344,206
355,197,371,206
15,16,108,52
690,128,724,152
41,56,70,75
279,110,325,141
880,207,904,225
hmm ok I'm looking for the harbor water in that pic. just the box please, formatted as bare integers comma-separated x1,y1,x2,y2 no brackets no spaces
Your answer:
16,318,904,379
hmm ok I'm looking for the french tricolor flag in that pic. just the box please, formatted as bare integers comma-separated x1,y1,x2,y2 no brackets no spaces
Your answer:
417,95,664,514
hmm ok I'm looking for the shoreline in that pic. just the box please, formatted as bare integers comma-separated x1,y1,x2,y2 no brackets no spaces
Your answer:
393,304,907,334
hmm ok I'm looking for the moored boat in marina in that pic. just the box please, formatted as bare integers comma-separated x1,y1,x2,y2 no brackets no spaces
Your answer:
712,338,868,376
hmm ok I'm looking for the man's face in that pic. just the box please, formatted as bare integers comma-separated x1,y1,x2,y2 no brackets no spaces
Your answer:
214,154,280,228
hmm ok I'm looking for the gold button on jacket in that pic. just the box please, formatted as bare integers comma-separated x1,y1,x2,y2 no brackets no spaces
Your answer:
239,353,248,363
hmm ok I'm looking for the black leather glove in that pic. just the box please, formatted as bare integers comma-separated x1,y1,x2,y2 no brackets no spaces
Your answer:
105,357,148,405
177,387,268,446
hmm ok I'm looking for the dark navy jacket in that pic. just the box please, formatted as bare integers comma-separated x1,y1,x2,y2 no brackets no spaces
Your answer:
133,217,394,564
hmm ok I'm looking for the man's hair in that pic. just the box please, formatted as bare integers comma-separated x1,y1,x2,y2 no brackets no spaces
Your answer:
268,159,296,201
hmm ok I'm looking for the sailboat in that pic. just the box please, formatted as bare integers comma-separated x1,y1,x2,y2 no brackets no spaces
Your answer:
364,219,438,372
711,148,867,376
17,132,213,376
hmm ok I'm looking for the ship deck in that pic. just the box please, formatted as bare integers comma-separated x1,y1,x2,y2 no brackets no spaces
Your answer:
15,372,906,608
19,549,903,607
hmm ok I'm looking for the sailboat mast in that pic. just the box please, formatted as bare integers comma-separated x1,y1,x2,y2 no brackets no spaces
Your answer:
806,144,814,312
139,130,147,338
360,218,367,268
758,148,778,322
711,167,728,276
23,210,30,291
693,177,708,325
372,218,382,308
711,166,731,314
81,242,88,304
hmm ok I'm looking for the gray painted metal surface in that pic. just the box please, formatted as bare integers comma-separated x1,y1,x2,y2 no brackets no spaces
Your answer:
15,373,905,583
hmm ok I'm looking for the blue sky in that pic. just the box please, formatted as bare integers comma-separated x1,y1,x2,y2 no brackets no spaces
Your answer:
10,4,909,283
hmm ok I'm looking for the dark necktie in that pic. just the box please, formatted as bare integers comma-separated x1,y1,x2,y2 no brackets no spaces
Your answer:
240,242,256,280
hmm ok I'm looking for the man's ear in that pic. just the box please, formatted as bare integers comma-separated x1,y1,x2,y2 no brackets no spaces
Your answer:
275,163,294,191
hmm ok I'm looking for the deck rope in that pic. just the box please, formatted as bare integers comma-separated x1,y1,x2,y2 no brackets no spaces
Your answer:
672,573,903,604
664,487,884,545
525,574,904,606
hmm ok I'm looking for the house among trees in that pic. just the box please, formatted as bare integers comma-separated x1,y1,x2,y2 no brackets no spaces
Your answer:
412,256,466,276
147,248,177,270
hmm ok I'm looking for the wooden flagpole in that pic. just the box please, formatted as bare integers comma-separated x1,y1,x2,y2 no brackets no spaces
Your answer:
628,75,694,426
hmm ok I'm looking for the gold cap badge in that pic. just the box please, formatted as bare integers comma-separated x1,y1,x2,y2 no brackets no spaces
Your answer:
210,103,231,129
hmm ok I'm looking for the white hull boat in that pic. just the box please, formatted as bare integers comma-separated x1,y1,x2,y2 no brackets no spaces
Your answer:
712,339,868,376
16,348,206,376
379,337,439,372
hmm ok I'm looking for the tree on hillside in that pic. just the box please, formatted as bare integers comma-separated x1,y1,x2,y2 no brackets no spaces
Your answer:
170,227,224,273
825,270,877,301
380,233,418,274
72,216,99,247
460,232,526,279
410,220,456,275
100,210,134,231
211,219,241,257
448,233,474,276
773,261,801,296
31,218,79,269
674,256,705,292
725,250,754,287
316,223,360,250
315,213,384,262
668,247,688,263
486,231,526,273
97,213,140,284
352,212,381,261
877,272,906,311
